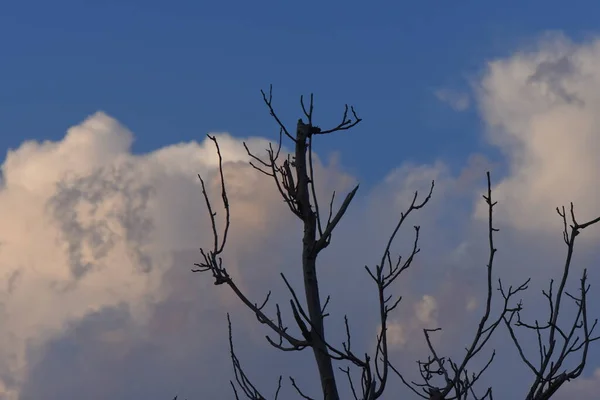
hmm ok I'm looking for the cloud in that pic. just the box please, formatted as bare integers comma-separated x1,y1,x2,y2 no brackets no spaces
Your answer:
0,112,285,399
384,295,439,351
415,295,438,324
474,32,600,237
434,88,471,111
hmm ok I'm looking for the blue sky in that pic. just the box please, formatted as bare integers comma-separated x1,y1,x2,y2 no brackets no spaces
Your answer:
2,0,599,183
2,2,600,399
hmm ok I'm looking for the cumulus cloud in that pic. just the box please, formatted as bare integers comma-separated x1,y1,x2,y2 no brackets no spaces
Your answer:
434,88,471,111
0,112,286,399
475,32,600,237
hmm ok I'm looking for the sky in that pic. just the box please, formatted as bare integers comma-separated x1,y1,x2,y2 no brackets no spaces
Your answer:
1,1,600,399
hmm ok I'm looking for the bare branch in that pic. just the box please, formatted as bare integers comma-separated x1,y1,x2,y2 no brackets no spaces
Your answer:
399,172,528,399
314,185,360,253
290,377,315,400
316,104,362,134
194,137,309,351
261,85,296,142
502,198,600,399
228,313,282,400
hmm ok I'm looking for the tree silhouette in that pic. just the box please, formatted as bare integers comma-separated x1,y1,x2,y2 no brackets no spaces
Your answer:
189,87,600,400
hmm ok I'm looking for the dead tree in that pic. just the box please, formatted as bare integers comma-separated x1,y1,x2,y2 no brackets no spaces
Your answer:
190,87,600,400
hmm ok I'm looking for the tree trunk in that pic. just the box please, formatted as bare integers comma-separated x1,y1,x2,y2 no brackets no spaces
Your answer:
296,120,340,400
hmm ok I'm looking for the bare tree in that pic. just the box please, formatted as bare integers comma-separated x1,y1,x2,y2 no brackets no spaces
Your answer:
189,87,600,400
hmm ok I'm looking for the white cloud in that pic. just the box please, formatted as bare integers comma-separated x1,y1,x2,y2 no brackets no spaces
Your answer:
0,112,284,399
384,295,439,351
415,295,438,325
474,33,600,236
386,322,407,348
